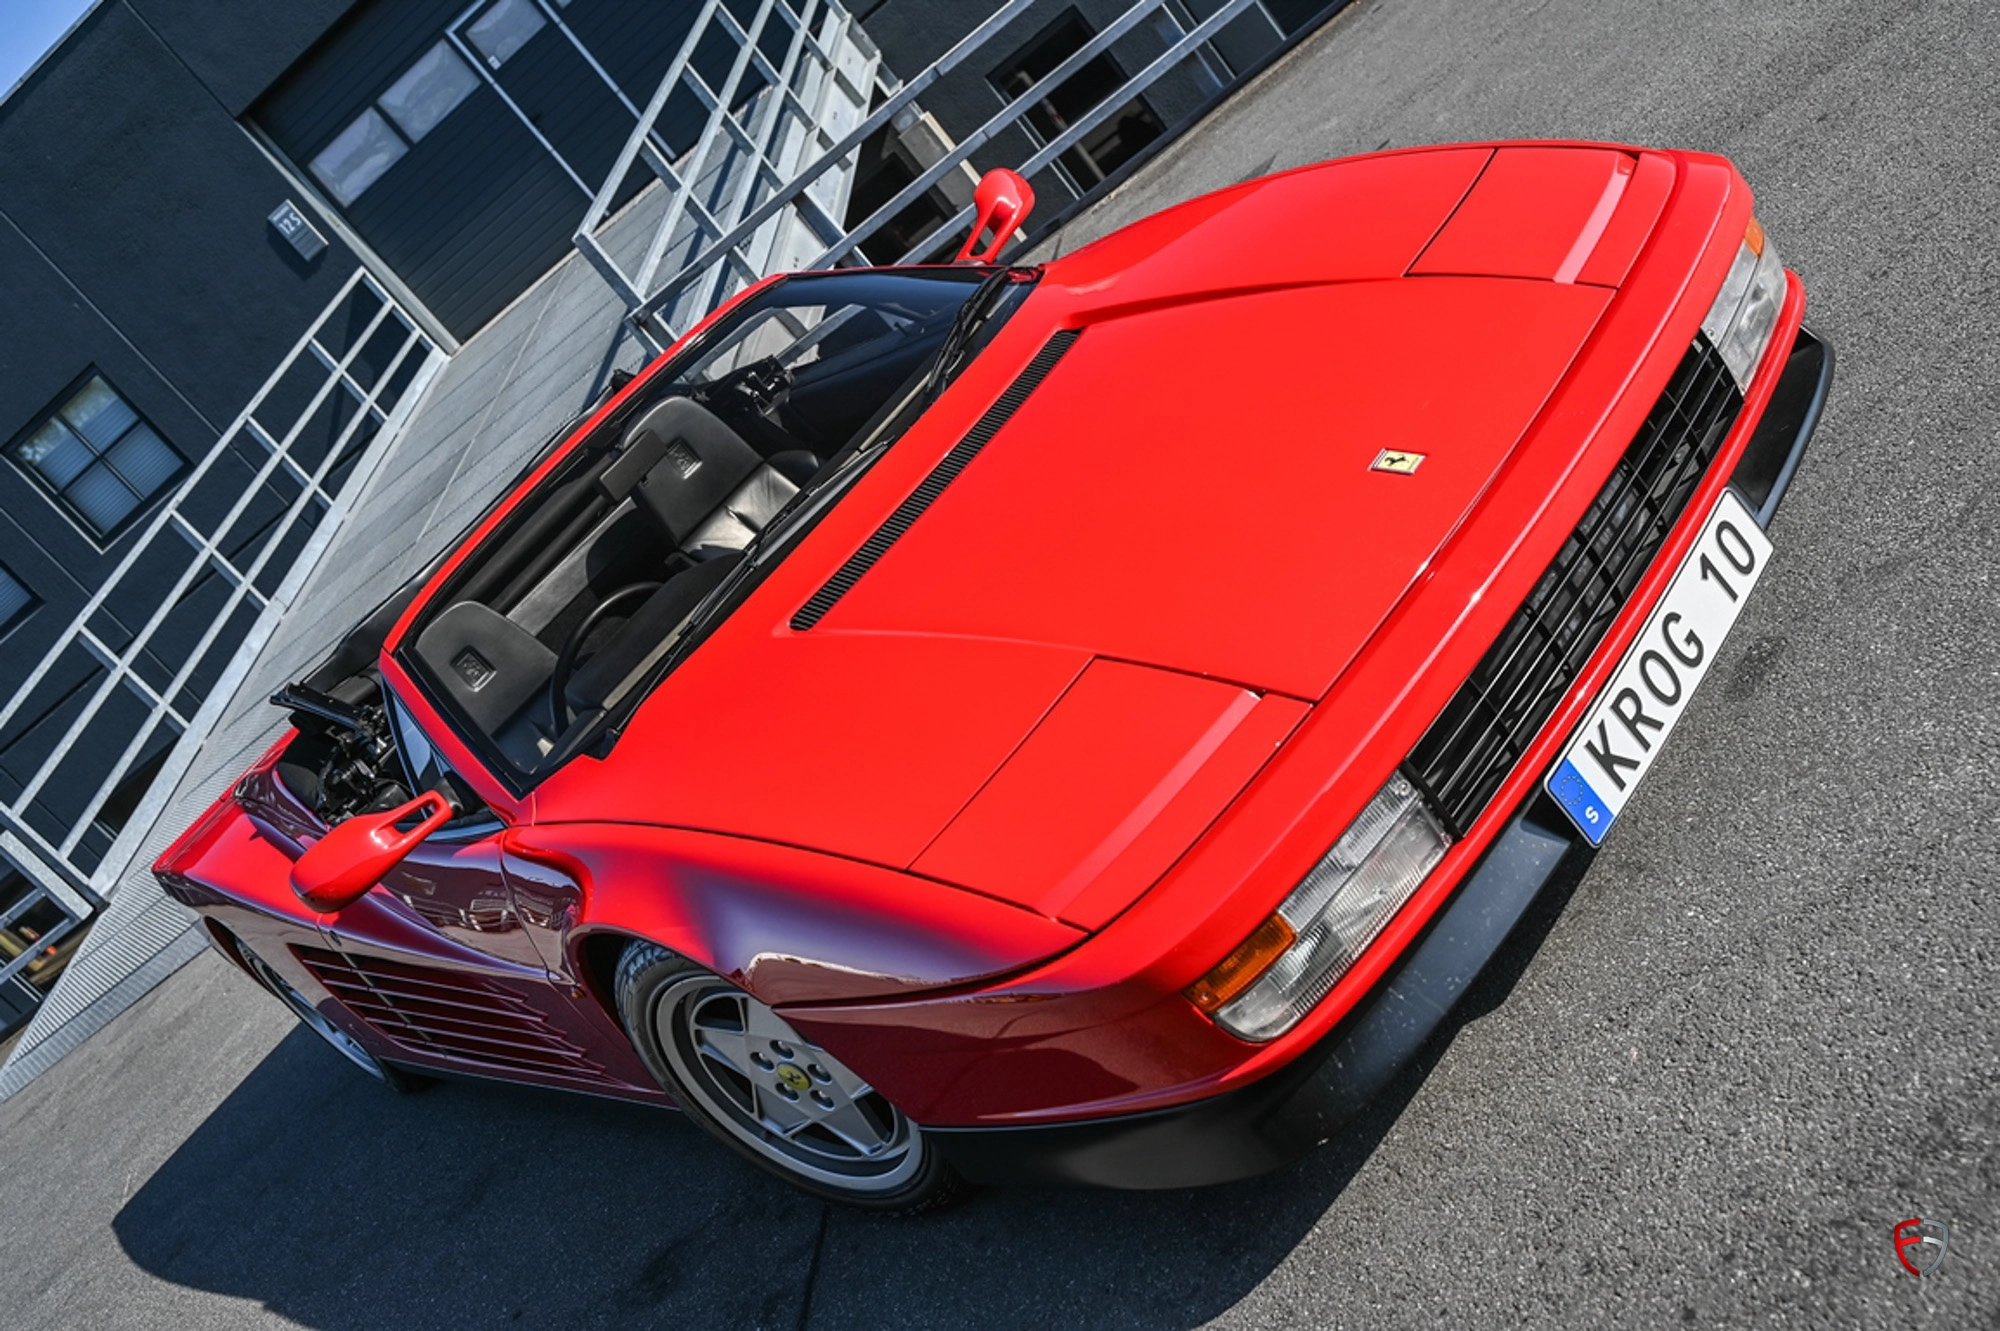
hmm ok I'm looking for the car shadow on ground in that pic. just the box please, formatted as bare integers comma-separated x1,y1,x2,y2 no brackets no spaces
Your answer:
114,855,1590,1331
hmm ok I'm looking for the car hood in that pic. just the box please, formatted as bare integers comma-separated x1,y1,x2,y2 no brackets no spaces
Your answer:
810,274,1610,699
534,147,1644,928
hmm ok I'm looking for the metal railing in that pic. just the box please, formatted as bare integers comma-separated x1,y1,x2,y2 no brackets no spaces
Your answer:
0,269,443,907
0,833,85,998
573,0,888,348
577,0,1281,346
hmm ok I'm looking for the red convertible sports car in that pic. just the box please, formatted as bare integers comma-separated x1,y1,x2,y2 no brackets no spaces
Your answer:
158,141,1831,1212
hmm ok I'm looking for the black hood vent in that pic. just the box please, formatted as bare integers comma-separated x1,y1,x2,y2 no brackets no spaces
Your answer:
791,328,1082,632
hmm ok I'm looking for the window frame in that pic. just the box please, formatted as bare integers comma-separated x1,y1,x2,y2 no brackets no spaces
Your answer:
6,371,189,546
0,561,39,640
463,0,549,71
308,37,484,208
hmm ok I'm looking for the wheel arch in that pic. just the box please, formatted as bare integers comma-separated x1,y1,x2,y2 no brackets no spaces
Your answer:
505,821,1081,1009
574,927,646,1019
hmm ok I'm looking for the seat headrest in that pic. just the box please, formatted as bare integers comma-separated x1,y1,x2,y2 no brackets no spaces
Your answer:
414,601,557,734
620,400,762,547
598,398,756,506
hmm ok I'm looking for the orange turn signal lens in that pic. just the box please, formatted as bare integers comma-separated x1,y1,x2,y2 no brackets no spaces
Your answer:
1185,914,1296,1014
1744,216,1766,256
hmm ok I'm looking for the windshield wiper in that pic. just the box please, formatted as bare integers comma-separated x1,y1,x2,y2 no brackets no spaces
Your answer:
594,271,1026,743
724,277,1017,574
913,267,1017,409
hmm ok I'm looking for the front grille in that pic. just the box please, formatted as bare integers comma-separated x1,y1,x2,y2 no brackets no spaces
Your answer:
296,945,616,1085
1405,336,1744,836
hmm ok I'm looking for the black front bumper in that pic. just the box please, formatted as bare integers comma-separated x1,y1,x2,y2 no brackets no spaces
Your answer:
930,327,1834,1190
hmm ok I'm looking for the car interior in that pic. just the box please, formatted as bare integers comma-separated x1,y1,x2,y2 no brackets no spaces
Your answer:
402,270,1014,787
267,269,1015,823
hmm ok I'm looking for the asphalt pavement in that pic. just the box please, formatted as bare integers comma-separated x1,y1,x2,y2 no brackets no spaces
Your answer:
2,0,1995,1326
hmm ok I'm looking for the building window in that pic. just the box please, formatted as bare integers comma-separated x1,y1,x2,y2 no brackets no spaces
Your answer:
312,108,408,205
465,0,547,70
380,42,482,141
990,9,1166,194
310,40,481,206
10,376,186,542
0,563,36,638
845,140,957,264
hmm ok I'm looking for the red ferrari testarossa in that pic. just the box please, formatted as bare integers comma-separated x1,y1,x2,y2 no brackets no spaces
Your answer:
158,142,1831,1211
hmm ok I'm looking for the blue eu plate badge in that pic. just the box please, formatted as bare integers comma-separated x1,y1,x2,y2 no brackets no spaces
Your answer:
1547,490,1773,847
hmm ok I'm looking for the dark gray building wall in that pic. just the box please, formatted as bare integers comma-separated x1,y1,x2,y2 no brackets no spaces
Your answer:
0,1,366,862
0,2,362,442
0,219,216,604
127,0,365,116
0,204,314,863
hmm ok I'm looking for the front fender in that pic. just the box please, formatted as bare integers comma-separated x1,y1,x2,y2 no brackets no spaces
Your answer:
500,823,1083,1007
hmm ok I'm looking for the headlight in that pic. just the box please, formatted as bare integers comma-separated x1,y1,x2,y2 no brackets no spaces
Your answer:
1187,773,1450,1042
1700,219,1786,390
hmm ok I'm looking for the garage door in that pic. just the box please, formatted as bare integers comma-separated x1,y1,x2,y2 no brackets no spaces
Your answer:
256,0,720,340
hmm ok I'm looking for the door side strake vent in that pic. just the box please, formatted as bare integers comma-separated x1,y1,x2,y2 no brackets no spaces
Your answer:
791,328,1083,632
294,944,618,1086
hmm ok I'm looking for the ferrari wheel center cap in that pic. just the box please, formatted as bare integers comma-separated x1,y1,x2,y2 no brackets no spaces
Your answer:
776,1063,812,1094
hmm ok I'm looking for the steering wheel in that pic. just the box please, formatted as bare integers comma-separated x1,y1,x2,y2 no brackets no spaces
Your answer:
704,354,793,411
548,581,661,732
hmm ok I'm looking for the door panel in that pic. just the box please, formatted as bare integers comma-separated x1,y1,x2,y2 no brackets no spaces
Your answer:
336,88,582,338
454,0,638,199
374,829,547,972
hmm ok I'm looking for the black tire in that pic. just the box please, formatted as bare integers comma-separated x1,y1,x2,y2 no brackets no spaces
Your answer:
237,940,431,1094
614,941,965,1215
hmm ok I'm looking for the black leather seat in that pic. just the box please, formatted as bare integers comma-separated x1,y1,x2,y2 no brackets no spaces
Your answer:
562,553,738,718
600,398,816,561
414,601,557,734
556,398,827,721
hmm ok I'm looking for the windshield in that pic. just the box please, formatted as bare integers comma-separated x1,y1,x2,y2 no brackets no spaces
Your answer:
396,266,1033,794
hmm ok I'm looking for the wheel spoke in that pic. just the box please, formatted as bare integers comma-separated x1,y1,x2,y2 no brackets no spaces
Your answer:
693,1024,753,1078
815,1058,874,1103
815,1098,892,1156
742,998,798,1046
752,1082,812,1137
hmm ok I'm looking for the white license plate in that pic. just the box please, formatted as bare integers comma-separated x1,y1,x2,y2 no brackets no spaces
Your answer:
1547,488,1773,846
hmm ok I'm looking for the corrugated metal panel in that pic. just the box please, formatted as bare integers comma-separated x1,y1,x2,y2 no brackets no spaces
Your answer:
559,0,719,155
253,0,663,339
255,0,468,152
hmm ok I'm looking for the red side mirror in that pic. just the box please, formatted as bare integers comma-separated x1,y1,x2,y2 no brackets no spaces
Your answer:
292,791,453,913
955,168,1036,264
